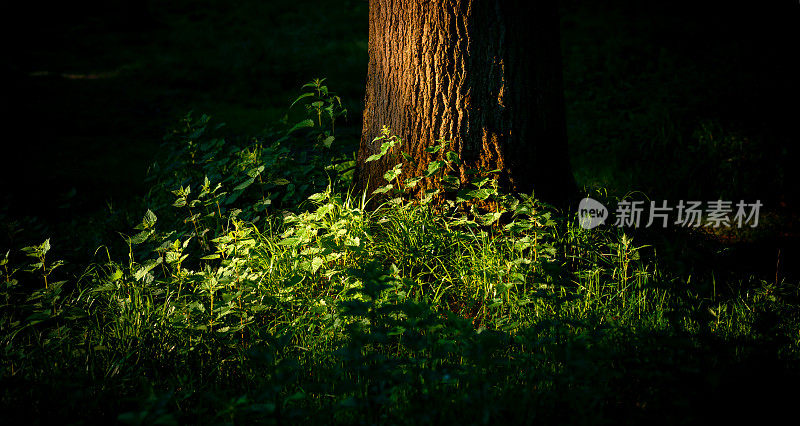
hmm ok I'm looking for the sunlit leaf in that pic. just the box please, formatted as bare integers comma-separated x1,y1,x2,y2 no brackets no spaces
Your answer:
384,163,403,181
289,92,314,109
234,177,255,191
373,184,394,194
130,230,153,245
134,257,162,281
288,119,315,134
311,257,324,273
143,210,157,228
278,237,303,247
465,188,494,200
445,150,460,164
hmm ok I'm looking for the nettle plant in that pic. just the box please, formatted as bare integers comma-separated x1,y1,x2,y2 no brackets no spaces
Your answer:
136,80,353,261
289,78,348,136
365,125,536,227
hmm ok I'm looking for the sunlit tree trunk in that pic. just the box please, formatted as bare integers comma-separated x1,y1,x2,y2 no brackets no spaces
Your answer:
356,0,574,206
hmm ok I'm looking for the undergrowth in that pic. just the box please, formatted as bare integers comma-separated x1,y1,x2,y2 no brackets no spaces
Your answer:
1,81,798,425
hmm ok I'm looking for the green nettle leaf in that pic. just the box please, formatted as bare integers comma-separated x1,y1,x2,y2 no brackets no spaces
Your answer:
384,163,403,181
365,138,398,162
130,230,154,245
441,175,460,187
311,257,324,273
290,92,314,109
477,211,503,225
425,144,443,154
471,177,492,188
405,177,423,188
278,237,303,247
165,251,181,263
22,239,51,260
288,119,315,134
514,204,534,216
426,161,445,177
271,178,291,186
322,135,335,148
234,177,256,191
143,210,157,228
308,192,327,202
300,247,325,256
465,188,494,200
134,257,163,281
373,184,394,194
247,165,265,178
445,150,460,164
182,185,191,196
421,188,440,204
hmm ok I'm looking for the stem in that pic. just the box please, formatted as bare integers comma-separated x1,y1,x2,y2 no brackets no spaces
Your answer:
41,255,48,290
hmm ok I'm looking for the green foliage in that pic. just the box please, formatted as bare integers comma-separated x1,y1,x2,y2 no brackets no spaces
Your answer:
1,82,798,424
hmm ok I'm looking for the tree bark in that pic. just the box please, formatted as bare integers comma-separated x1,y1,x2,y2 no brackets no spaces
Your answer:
356,0,575,207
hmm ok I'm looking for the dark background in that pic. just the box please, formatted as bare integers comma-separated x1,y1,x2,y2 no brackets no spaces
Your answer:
2,0,798,265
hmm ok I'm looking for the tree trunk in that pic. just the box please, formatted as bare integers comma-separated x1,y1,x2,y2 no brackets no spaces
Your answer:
356,0,574,207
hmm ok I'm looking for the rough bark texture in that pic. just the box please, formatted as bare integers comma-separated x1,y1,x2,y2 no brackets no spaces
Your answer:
356,0,574,206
